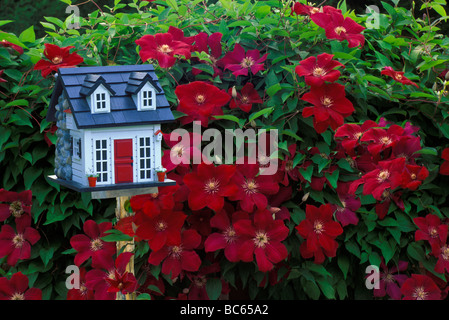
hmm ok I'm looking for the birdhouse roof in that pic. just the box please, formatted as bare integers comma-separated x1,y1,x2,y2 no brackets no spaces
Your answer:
47,65,174,129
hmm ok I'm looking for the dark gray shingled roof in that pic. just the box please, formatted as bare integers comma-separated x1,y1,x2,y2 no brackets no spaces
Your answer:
47,65,174,129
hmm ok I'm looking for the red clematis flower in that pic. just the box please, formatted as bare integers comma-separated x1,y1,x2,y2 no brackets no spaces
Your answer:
0,272,42,300
135,33,192,68
361,126,404,161
0,188,32,223
279,144,300,186
295,53,345,87
229,162,279,212
204,209,249,262
134,209,186,252
381,66,419,88
0,218,40,266
183,163,238,212
301,82,355,134
334,120,378,156
85,252,137,300
175,81,231,127
228,83,263,113
440,148,449,175
148,229,202,279
162,131,202,172
104,252,138,294
435,243,449,274
291,2,318,16
372,259,409,300
234,209,289,272
70,220,116,269
392,135,422,164
187,208,213,237
332,192,360,227
33,43,84,78
192,32,223,77
311,11,365,48
375,189,404,220
349,157,405,201
130,185,178,218
401,274,441,300
67,267,95,300
218,43,267,77
1,39,24,55
296,204,343,264
413,214,448,256
401,164,429,191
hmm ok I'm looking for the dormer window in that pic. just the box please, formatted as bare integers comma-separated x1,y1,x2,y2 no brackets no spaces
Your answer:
139,85,156,111
90,85,111,114
95,92,107,111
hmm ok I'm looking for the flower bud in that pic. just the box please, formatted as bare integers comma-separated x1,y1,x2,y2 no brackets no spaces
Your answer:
231,86,238,99
302,192,310,203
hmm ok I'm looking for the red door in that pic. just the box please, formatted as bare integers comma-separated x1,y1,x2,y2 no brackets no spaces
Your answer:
114,139,133,184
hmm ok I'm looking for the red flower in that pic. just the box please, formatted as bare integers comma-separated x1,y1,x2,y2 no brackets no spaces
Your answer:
134,209,186,252
85,253,137,300
295,204,343,264
218,43,267,77
0,189,32,223
148,229,202,279
229,162,279,212
401,274,441,300
413,214,448,255
228,83,263,113
375,190,404,220
70,220,116,269
183,163,238,212
187,208,213,237
311,11,365,48
104,252,138,294
381,66,419,88
332,194,360,227
175,81,231,127
0,272,42,300
33,43,84,78
0,218,40,266
291,2,318,16
435,244,449,274
440,148,449,175
67,267,95,300
372,259,408,300
295,53,344,87
349,158,405,201
192,32,223,77
360,125,405,160
162,131,202,172
392,135,422,163
301,83,354,134
130,185,178,218
279,144,300,186
234,209,289,272
1,39,24,55
204,209,249,262
334,121,378,155
135,32,192,68
401,164,429,191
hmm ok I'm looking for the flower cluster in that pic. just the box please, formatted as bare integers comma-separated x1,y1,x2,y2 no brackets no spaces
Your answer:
0,189,42,300
335,119,429,220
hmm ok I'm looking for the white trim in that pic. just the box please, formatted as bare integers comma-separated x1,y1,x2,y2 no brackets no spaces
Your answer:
90,85,111,114
137,82,156,111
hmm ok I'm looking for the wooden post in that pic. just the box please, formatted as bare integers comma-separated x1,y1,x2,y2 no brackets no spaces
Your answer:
115,196,136,300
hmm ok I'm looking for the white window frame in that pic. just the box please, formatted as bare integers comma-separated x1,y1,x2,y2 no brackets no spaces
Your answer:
94,139,110,184
137,136,152,181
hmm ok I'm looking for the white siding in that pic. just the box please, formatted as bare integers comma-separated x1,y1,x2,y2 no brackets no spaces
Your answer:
77,125,158,186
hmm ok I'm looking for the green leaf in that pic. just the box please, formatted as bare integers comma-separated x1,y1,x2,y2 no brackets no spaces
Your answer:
324,169,339,189
24,167,43,190
304,280,320,300
19,26,35,43
266,83,282,97
317,278,335,299
298,165,313,183
192,64,214,76
137,293,152,300
205,278,222,300
248,107,274,122
433,4,447,18
338,254,350,279
40,247,54,267
101,229,133,242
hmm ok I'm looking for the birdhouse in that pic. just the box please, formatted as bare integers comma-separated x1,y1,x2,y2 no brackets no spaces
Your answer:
46,65,176,199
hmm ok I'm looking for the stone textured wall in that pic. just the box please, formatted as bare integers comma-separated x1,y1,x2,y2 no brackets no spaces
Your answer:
54,94,72,180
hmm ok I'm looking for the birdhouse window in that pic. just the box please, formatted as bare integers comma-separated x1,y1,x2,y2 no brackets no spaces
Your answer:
73,137,82,160
95,139,109,183
138,137,152,180
95,93,107,111
139,87,156,111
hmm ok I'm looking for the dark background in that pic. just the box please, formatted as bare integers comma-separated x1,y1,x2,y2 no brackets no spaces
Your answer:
0,0,429,37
